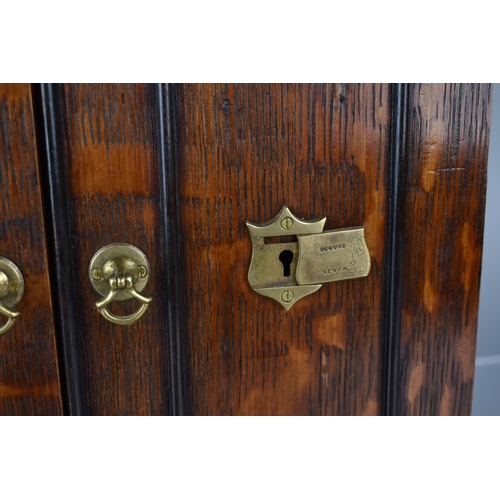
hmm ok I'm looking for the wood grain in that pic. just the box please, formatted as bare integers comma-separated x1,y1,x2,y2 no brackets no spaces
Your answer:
396,83,492,415
41,84,178,415
178,84,393,415
19,83,489,416
0,83,63,415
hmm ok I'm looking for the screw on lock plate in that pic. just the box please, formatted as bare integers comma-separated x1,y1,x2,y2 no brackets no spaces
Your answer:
246,206,371,309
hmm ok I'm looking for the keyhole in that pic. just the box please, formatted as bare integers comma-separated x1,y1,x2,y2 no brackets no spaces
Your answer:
279,250,294,277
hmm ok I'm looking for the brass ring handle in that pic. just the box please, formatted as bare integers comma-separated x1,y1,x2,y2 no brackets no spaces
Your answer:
96,275,152,326
89,244,152,327
0,301,20,336
0,257,25,337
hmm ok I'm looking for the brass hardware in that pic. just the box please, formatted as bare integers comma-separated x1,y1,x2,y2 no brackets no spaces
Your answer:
89,243,152,326
280,217,294,230
246,206,371,309
0,256,25,336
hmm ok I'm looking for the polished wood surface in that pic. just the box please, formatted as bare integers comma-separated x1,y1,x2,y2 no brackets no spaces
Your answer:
9,83,488,416
178,84,393,415
41,84,176,415
397,83,492,415
0,84,63,415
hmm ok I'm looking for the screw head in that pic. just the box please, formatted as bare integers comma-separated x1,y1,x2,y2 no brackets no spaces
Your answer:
281,217,294,230
91,268,103,281
137,265,148,278
9,279,20,292
281,290,294,303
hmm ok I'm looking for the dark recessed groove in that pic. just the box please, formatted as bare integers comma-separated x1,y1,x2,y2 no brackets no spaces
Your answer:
31,83,85,416
156,83,189,415
382,83,408,416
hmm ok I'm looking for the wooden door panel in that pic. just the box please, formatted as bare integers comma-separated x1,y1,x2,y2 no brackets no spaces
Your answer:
36,84,182,415
177,84,393,415
396,83,492,415
0,84,63,415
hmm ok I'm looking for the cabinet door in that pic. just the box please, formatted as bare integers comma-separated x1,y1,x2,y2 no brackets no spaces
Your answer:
36,83,491,416
174,83,491,415
36,84,183,415
0,84,63,415
177,84,391,415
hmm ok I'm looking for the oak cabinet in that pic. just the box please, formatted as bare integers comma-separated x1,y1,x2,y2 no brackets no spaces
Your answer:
0,83,492,416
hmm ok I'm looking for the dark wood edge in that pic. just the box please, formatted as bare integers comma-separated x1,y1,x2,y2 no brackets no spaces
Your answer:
31,83,85,416
156,84,189,415
382,83,409,416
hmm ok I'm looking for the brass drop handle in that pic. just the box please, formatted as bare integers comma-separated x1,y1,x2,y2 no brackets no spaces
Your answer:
89,244,152,326
0,257,25,337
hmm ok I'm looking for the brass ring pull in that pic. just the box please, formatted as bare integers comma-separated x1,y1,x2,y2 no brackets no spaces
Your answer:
0,257,25,337
89,244,152,327
96,275,152,326
0,302,20,336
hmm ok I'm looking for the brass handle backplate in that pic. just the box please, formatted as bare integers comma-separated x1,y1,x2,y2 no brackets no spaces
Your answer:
89,243,152,326
0,256,25,336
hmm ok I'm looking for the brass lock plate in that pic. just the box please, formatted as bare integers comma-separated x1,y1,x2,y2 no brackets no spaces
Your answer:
296,228,371,285
246,206,371,309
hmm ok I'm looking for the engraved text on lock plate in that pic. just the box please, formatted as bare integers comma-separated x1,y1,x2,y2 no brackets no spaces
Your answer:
296,227,371,285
